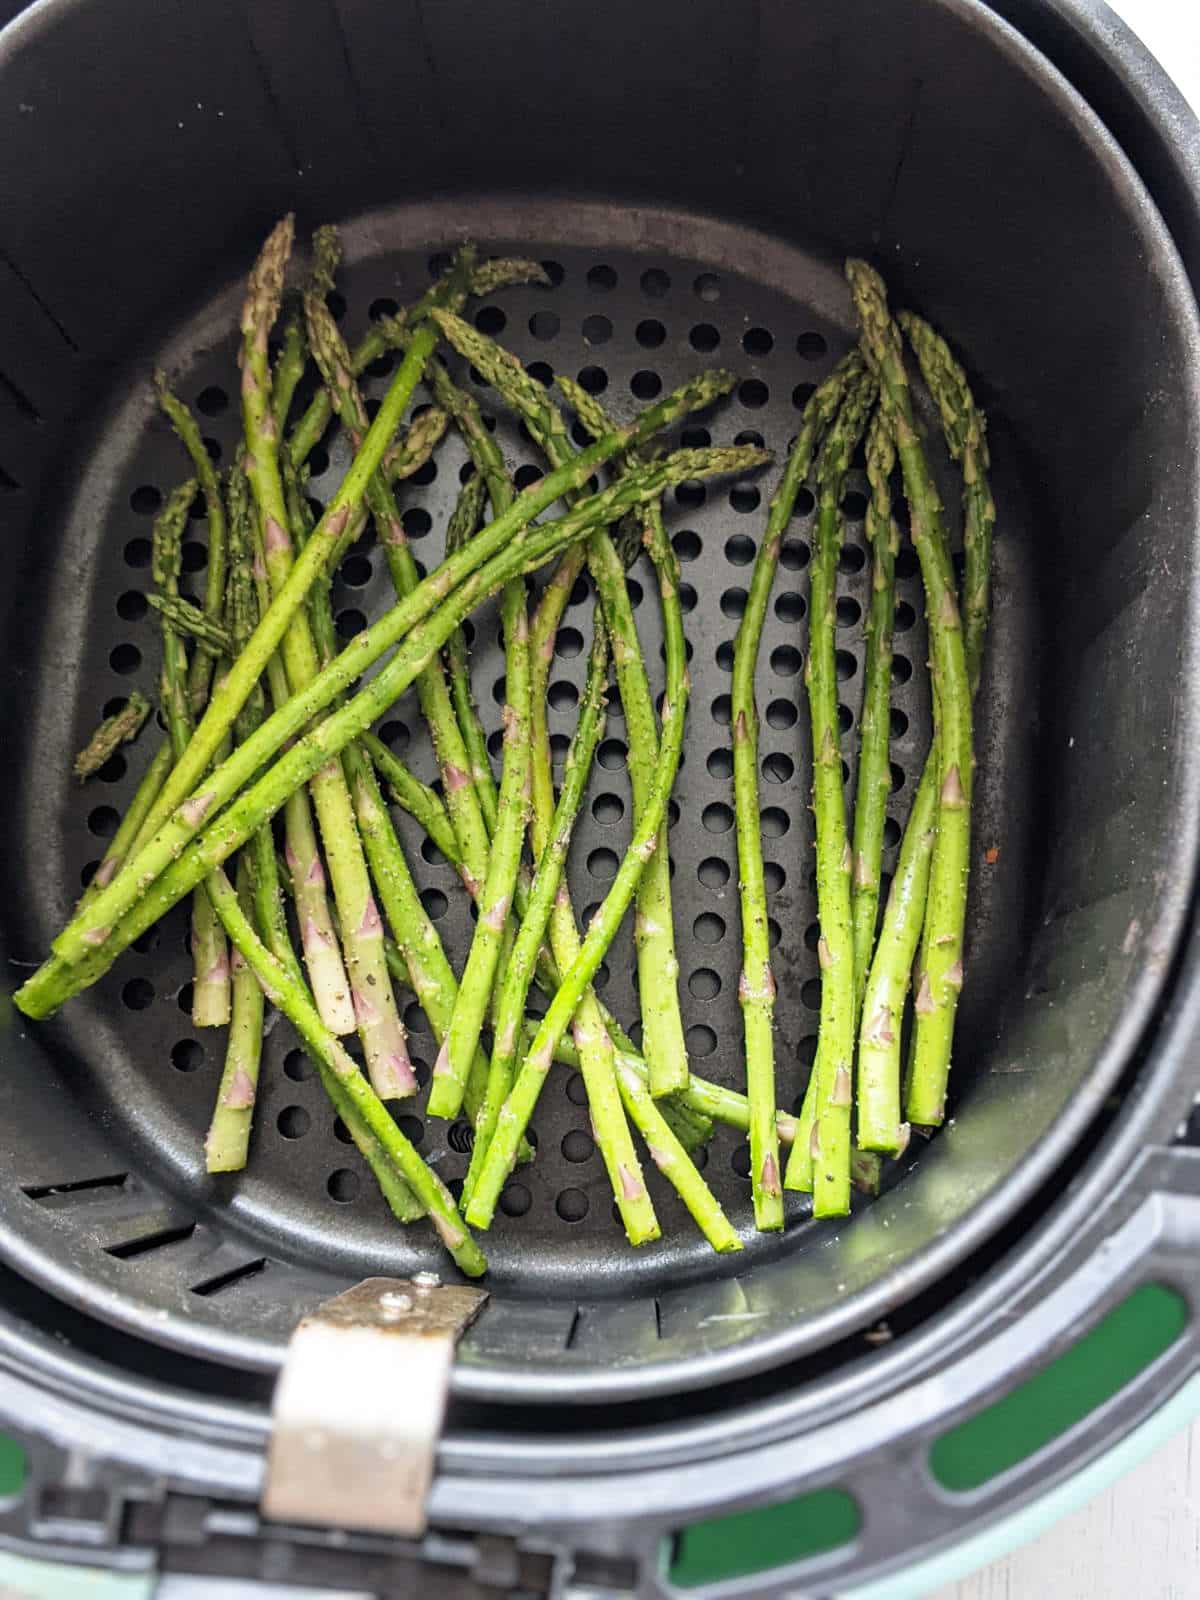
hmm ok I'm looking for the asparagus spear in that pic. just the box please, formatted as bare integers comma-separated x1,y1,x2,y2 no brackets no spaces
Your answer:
150,477,231,1029
730,353,862,1230
271,292,309,437
228,465,355,1037
898,311,994,699
466,442,702,1233
82,740,174,898
360,732,460,867
439,471,497,833
847,262,974,1131
202,864,484,1275
463,619,609,1201
145,594,233,656
434,308,696,1102
854,311,995,1146
850,410,904,1150
74,693,151,780
240,218,412,1099
205,857,264,1172
154,374,229,720
850,409,899,1011
782,370,876,1217
303,287,493,905
26,439,764,1013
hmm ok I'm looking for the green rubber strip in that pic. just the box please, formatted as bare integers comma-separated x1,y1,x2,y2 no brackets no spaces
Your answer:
839,1372,1200,1600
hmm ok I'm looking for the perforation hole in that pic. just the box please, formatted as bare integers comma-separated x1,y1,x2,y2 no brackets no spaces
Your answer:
587,264,617,291
562,1130,594,1163
548,681,579,712
698,857,729,890
631,370,662,400
730,484,761,514
743,327,774,356
694,912,726,944
711,694,732,726
283,1049,311,1082
577,365,609,395
797,331,828,359
725,535,755,566
895,599,917,633
583,314,612,345
109,643,141,675
775,592,805,623
836,649,858,681
694,273,721,302
327,1170,360,1203
762,752,794,784
761,807,789,837
171,1039,203,1073
707,749,733,780
87,805,120,838
675,480,706,510
702,802,733,833
587,848,619,880
771,644,801,676
278,1106,310,1140
592,792,625,825
891,708,909,737
839,543,867,573
893,654,914,685
837,597,862,628
689,968,721,1000
716,641,735,672
720,588,747,619
196,385,229,416
674,529,702,562
792,382,816,410
597,738,627,770
689,323,720,352
556,1188,589,1222
129,485,162,515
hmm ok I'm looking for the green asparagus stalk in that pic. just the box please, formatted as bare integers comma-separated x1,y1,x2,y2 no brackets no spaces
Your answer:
83,740,174,899
851,409,899,1009
202,864,484,1274
439,471,497,833
852,309,995,1146
25,438,762,1016
154,374,229,720
360,732,461,867
847,262,974,1130
614,1059,741,1252
850,410,904,1150
783,370,876,1217
228,464,355,1038
462,620,609,1201
145,594,232,656
728,353,862,1229
430,583,530,1119
74,692,151,780
240,218,412,1099
271,293,309,437
467,450,699,1234
303,290,493,904
205,857,264,1172
434,308,696,1102
898,311,994,698
554,375,696,1103
150,478,231,1030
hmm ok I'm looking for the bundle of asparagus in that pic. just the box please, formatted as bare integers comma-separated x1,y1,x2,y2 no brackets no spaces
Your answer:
46,222,994,1272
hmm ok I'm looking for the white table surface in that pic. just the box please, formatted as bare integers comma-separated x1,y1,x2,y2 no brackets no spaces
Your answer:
932,4,1199,1595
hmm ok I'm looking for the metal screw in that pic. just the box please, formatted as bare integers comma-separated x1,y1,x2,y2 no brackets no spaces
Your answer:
379,1290,414,1319
412,1271,441,1292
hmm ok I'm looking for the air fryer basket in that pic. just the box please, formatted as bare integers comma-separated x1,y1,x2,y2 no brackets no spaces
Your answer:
0,0,1199,1587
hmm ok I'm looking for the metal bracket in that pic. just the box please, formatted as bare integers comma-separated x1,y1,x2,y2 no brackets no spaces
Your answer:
261,1275,487,1538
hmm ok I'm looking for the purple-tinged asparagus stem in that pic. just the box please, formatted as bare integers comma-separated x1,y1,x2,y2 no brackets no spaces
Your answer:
240,219,411,1098
205,857,263,1172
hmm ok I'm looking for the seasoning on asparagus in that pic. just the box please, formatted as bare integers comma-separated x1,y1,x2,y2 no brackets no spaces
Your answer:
145,594,233,656
731,352,862,1229
847,261,974,1131
74,692,151,780
782,368,876,1217
205,858,264,1172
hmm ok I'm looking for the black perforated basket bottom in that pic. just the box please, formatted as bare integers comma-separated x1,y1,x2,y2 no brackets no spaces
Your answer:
12,200,1039,1378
